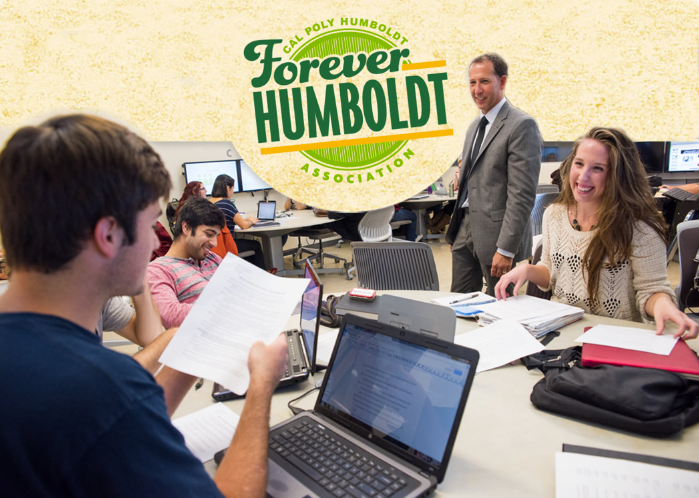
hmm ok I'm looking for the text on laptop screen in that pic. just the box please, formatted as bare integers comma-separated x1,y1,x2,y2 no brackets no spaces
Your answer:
319,323,472,468
257,201,276,220
301,265,320,366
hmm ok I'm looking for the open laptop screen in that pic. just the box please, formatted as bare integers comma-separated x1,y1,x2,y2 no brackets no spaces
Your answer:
300,263,322,370
318,321,474,477
257,201,276,220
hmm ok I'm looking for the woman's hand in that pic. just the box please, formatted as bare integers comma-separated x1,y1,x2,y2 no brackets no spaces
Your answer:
494,264,529,300
649,293,699,339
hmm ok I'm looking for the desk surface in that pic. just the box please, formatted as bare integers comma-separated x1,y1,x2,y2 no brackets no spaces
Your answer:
233,209,330,236
173,290,699,497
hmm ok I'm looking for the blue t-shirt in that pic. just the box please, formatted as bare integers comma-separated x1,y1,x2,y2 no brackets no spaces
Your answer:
0,313,224,497
214,199,238,229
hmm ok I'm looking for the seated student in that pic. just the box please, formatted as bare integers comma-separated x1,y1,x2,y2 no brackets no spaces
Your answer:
147,197,225,328
98,280,166,375
495,127,698,340
392,205,418,241
174,180,207,222
0,114,288,496
209,174,266,269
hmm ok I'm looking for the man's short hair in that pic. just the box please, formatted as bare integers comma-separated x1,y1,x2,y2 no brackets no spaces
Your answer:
469,53,508,79
0,114,171,273
172,197,225,239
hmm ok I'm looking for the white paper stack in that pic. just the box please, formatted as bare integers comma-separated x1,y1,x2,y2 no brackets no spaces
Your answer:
475,295,584,337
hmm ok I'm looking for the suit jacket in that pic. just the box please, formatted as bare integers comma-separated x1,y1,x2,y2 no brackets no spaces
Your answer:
445,100,541,264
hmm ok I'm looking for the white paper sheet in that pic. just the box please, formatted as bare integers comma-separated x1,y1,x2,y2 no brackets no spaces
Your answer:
574,324,679,355
172,403,240,463
556,452,699,497
454,320,545,373
315,328,339,366
159,254,310,394
476,295,578,321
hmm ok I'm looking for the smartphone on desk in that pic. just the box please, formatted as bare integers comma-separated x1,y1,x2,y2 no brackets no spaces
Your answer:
212,383,243,402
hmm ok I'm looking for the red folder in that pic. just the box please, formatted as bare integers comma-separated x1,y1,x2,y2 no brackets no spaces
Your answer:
581,328,699,380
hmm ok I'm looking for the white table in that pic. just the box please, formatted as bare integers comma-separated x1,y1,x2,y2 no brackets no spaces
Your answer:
233,210,334,275
173,290,699,497
400,194,455,239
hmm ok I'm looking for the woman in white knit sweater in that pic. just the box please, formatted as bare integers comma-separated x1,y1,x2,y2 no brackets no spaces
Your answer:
495,127,697,340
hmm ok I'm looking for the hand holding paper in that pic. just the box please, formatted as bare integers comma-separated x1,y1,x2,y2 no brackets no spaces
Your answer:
159,255,309,394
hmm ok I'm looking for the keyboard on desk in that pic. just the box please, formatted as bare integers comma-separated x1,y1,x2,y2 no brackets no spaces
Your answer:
663,187,699,202
269,418,415,498
252,221,281,227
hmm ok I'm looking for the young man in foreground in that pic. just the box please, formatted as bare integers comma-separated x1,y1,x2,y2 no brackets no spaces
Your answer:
0,114,287,497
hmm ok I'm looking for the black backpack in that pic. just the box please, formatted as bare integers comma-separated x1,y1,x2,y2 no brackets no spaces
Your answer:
526,346,699,438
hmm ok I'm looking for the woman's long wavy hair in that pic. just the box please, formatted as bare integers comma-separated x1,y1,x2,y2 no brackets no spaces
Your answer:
555,127,667,308
174,181,205,221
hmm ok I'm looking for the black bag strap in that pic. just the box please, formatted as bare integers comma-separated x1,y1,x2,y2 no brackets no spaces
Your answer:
521,345,581,372
320,294,342,328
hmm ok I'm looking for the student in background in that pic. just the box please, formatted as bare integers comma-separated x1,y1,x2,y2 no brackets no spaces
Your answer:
210,174,266,269
173,180,207,222
495,127,698,340
0,114,288,496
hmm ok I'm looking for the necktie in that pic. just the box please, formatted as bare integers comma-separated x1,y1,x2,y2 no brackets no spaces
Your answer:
458,116,489,207
468,116,489,170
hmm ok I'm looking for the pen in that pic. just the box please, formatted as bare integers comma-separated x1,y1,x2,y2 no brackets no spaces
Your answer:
449,293,479,305
194,378,204,390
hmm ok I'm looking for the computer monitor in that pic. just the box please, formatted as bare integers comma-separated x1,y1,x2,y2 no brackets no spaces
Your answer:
634,142,666,175
666,141,699,173
541,141,574,162
238,160,271,192
182,160,240,193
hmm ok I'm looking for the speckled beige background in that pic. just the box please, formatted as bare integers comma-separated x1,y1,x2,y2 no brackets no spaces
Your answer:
1,0,697,211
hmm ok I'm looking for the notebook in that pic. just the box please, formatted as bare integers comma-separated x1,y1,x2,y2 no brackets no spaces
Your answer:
253,200,280,227
266,314,480,498
212,261,323,401
581,333,699,380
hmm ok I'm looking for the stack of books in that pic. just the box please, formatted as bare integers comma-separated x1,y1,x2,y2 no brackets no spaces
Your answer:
475,295,584,338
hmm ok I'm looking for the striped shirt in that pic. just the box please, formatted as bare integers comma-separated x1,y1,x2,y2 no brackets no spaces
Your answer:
146,252,222,328
215,199,238,228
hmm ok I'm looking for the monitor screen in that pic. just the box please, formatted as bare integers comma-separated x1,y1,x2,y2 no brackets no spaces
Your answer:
301,262,322,369
667,141,699,173
541,141,574,162
239,160,271,192
182,160,240,193
635,142,666,174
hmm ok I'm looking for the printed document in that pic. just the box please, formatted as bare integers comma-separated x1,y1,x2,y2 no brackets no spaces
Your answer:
454,320,544,373
575,324,679,355
172,403,240,463
556,452,699,497
159,254,309,393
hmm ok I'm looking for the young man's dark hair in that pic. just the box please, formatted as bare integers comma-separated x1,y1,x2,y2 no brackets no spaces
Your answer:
0,114,171,273
172,197,225,239
211,174,235,198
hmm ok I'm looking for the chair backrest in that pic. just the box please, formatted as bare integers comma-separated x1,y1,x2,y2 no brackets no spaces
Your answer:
530,192,559,237
166,198,179,234
358,206,394,242
351,241,439,290
676,220,699,309
525,237,552,300
536,184,560,194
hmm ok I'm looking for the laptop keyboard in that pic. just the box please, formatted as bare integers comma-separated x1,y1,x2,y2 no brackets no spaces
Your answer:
663,187,697,202
270,418,414,498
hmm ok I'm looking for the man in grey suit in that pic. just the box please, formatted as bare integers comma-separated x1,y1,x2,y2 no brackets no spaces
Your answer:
446,53,541,296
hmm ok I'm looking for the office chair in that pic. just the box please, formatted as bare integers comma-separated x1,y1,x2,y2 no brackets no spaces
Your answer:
358,206,395,242
350,241,439,291
525,237,552,300
530,192,558,237
536,184,560,194
166,199,179,234
674,220,699,318
289,228,348,276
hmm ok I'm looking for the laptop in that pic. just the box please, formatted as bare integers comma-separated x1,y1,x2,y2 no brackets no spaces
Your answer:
265,314,479,497
377,295,456,342
212,261,323,401
253,200,280,227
